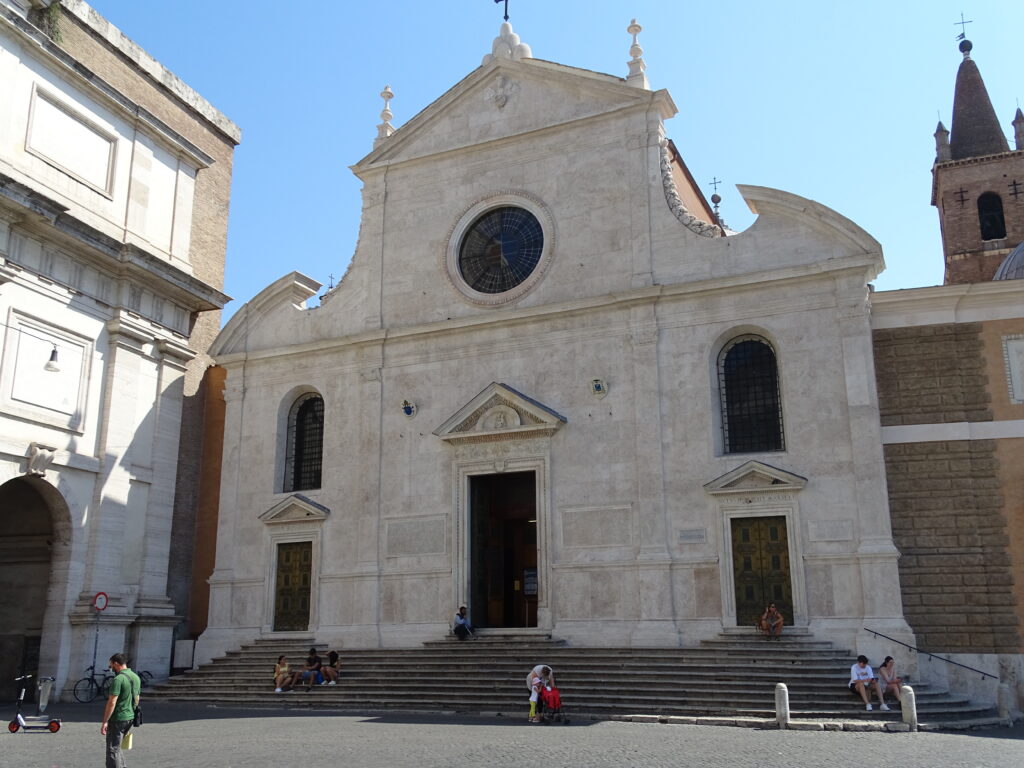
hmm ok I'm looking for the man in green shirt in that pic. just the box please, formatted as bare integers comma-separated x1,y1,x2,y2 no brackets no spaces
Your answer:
101,653,140,768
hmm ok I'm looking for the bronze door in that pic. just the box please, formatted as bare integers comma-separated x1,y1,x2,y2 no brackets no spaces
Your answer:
731,516,793,627
273,541,312,631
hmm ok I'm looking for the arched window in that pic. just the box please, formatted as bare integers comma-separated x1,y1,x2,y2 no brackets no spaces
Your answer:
284,393,324,492
718,335,785,454
978,193,1006,241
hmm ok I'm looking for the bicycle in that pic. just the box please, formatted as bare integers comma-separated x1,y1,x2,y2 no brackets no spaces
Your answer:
72,665,114,704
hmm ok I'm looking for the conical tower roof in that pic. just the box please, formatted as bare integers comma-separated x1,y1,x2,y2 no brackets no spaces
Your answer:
949,40,1009,160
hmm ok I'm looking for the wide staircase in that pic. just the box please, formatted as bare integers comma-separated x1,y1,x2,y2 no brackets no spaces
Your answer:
147,631,994,725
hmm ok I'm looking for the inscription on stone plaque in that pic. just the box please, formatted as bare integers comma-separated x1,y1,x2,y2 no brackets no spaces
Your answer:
1005,336,1024,404
678,528,707,544
807,519,853,542
385,517,446,557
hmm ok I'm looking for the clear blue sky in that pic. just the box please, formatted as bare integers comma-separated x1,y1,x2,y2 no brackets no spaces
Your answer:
86,1,1023,322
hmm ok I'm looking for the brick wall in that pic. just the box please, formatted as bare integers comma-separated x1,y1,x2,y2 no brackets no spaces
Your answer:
873,323,992,426
885,440,1019,653
933,152,1024,284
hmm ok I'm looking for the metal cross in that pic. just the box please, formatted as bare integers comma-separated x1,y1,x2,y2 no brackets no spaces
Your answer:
495,0,509,22
709,177,723,193
1009,180,1023,200
954,187,970,207
328,273,335,290
954,12,972,40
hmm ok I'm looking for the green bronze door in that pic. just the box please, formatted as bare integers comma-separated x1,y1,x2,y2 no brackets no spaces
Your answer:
273,541,312,631
730,516,793,627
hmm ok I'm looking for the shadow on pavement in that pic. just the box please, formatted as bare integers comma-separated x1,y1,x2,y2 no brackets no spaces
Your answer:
41,702,594,727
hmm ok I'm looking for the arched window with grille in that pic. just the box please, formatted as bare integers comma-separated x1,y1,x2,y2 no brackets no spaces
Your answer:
977,192,1006,241
283,393,324,492
718,335,785,454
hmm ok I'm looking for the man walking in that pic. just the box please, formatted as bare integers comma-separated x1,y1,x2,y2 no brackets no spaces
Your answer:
101,653,141,767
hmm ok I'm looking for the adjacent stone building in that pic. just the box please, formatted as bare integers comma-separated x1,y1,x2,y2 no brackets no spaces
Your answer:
0,0,237,698
197,21,917,678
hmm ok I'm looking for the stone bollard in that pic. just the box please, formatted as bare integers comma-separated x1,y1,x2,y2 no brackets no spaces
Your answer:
775,682,790,729
997,683,1011,721
900,685,918,732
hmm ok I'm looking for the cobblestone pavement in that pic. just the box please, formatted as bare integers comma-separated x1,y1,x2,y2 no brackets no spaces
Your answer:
4,703,1022,768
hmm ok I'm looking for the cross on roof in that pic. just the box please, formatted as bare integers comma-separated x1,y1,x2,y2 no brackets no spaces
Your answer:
954,12,972,40
494,0,509,22
709,177,722,193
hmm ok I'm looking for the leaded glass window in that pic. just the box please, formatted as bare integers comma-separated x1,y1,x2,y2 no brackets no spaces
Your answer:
458,206,544,294
718,336,785,454
284,393,324,492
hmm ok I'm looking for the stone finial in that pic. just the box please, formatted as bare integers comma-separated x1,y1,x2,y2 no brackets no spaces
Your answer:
374,85,395,148
934,120,951,162
482,21,533,65
626,19,649,90
959,38,972,60
1013,107,1024,151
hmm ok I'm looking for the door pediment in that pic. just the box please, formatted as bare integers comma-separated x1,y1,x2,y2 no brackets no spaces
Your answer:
258,494,330,524
434,382,566,444
704,461,807,496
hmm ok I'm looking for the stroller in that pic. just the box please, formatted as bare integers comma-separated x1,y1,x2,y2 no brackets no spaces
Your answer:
537,685,569,724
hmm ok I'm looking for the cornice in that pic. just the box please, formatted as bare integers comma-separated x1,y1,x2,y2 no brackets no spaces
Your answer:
870,281,1024,328
0,171,230,312
214,252,877,368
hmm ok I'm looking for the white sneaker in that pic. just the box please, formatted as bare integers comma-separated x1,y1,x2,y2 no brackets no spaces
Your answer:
865,703,873,711
327,680,336,686
880,704,891,711
275,688,283,693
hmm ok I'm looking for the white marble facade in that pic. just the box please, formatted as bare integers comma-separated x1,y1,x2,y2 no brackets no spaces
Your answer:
199,23,915,663
0,0,230,698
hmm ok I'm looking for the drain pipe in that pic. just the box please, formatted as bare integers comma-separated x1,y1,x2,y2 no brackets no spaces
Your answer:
901,685,918,732
775,683,790,729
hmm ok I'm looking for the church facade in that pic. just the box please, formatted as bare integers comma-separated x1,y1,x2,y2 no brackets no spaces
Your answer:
197,22,917,671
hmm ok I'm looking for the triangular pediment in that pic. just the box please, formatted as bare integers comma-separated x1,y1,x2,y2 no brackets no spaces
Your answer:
355,58,673,171
258,494,330,524
434,382,566,444
703,461,807,496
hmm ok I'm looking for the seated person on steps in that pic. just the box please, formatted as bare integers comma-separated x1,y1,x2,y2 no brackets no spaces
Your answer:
877,656,903,706
849,655,889,711
321,650,341,685
757,603,784,640
453,605,474,640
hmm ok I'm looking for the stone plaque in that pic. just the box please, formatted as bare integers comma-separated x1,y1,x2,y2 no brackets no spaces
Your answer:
678,528,707,544
562,506,632,548
807,519,854,542
1004,336,1024,404
385,517,446,557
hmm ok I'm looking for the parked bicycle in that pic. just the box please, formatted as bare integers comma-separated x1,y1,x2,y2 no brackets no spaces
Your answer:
72,665,113,703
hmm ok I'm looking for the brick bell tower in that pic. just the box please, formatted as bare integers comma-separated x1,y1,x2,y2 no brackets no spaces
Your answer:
932,38,1024,284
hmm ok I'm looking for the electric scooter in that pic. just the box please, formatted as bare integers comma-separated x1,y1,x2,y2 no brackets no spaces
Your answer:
7,675,61,733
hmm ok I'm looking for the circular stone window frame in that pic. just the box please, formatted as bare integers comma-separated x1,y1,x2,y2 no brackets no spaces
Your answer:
443,190,556,307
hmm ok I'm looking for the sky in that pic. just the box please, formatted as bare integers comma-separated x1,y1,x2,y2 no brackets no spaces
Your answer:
84,1,1023,323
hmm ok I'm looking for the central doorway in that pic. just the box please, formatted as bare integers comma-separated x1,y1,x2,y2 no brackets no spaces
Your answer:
469,471,537,628
730,515,793,627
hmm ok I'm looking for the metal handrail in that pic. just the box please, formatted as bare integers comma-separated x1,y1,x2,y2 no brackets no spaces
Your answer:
863,627,998,680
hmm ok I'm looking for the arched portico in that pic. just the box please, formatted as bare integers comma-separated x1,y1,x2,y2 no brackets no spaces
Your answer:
0,476,73,699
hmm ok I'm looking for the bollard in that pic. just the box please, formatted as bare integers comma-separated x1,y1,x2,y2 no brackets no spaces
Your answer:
775,682,790,729
997,683,1011,721
900,685,917,732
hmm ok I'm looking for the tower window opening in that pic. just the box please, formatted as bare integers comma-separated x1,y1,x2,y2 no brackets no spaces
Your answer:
978,193,1006,241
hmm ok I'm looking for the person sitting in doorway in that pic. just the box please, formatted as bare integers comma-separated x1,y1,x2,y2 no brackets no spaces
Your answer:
849,655,889,712
453,605,475,640
757,603,784,640
877,656,903,706
320,650,340,685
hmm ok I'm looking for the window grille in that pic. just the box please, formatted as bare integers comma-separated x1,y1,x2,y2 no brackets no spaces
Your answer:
977,193,1006,241
718,336,785,454
284,394,324,492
